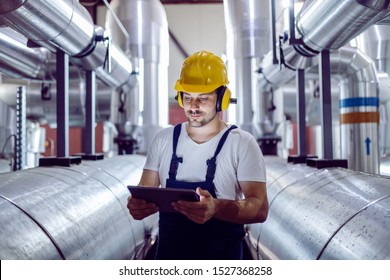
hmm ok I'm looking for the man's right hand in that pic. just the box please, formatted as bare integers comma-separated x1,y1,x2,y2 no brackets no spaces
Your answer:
127,196,159,220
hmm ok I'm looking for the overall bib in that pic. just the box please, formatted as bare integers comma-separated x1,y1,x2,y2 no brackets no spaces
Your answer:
156,124,245,260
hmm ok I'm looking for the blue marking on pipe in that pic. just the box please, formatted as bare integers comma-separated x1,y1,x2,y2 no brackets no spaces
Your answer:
339,97,379,108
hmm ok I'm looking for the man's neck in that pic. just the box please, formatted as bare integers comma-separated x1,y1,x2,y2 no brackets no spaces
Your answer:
186,118,227,144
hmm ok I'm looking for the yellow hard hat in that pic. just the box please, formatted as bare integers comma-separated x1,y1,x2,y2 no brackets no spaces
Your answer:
174,50,229,93
175,51,232,111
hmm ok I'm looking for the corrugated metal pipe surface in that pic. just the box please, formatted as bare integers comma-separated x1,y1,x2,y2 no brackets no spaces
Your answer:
246,156,390,259
0,155,158,260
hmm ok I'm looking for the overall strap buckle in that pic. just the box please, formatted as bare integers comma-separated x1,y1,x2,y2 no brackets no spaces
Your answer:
206,158,216,182
169,155,183,179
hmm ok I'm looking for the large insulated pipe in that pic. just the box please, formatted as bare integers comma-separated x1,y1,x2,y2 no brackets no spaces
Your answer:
223,0,271,135
0,4,134,90
0,27,50,80
106,0,169,153
246,156,390,260
260,46,379,173
0,26,135,98
353,24,390,160
0,0,106,70
334,47,379,173
0,155,158,259
303,46,379,173
259,0,390,102
295,0,390,53
0,26,133,127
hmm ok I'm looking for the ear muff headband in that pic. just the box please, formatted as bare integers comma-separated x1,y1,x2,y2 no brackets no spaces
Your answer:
176,86,231,111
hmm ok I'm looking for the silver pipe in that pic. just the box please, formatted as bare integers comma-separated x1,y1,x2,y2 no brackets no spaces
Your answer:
247,156,390,259
224,0,270,134
0,0,105,67
353,25,390,156
0,27,134,128
0,155,158,259
106,0,169,152
260,37,379,173
0,26,134,91
0,1,134,90
354,24,390,74
0,27,50,80
305,46,380,173
336,47,379,173
296,0,390,52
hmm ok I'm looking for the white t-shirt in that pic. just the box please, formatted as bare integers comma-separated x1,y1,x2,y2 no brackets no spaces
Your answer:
144,123,266,200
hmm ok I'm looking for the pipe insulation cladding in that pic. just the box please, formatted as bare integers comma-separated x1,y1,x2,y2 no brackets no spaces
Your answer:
0,155,158,260
247,156,390,260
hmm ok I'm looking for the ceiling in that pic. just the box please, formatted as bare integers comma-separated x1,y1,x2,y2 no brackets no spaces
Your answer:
80,0,223,23
80,0,223,4
161,0,223,3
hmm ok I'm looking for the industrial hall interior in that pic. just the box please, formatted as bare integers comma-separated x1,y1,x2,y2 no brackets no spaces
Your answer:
0,0,389,260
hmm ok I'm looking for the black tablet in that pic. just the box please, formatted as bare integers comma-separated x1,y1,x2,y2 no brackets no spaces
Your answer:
127,186,200,212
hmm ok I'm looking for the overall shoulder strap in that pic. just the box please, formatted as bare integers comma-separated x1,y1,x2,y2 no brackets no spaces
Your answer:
206,125,238,182
168,124,183,180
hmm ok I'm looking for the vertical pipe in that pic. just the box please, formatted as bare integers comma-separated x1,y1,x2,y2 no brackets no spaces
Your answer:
270,0,278,65
319,50,333,159
15,86,26,171
56,50,69,158
85,70,96,155
289,0,297,44
296,69,306,156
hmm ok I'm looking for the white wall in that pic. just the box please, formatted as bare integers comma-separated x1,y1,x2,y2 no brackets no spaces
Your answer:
163,3,226,100
98,2,226,99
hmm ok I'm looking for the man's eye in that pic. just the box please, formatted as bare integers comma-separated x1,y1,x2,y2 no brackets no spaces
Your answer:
199,97,208,103
184,96,192,102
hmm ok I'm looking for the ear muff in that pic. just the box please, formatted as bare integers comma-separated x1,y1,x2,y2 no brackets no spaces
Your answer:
177,87,231,111
216,86,231,112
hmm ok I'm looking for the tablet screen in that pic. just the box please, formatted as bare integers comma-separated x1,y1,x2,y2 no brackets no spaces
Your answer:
127,186,200,212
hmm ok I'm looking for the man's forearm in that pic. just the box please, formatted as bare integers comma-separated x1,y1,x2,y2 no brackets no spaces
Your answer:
214,197,268,224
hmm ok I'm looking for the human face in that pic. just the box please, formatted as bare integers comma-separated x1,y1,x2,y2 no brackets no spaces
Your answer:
182,91,218,127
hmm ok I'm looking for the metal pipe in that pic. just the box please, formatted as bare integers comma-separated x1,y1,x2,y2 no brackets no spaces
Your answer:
0,0,106,69
0,155,158,259
295,0,390,52
0,3,134,90
224,0,271,134
106,0,170,152
247,156,390,260
353,24,390,157
0,27,50,80
261,39,379,172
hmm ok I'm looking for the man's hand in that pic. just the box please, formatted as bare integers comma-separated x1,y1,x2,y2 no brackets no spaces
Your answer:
127,196,159,220
172,187,216,224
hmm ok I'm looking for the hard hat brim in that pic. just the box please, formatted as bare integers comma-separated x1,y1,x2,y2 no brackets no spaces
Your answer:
174,80,226,93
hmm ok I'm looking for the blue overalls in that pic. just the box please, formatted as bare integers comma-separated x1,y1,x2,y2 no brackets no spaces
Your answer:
156,123,245,260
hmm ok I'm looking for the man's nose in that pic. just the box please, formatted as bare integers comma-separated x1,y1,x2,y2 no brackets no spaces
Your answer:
189,98,200,107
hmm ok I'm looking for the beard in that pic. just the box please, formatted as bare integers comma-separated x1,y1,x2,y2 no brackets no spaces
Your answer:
186,109,217,127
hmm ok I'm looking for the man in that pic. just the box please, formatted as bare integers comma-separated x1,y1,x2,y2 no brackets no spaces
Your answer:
127,50,268,260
